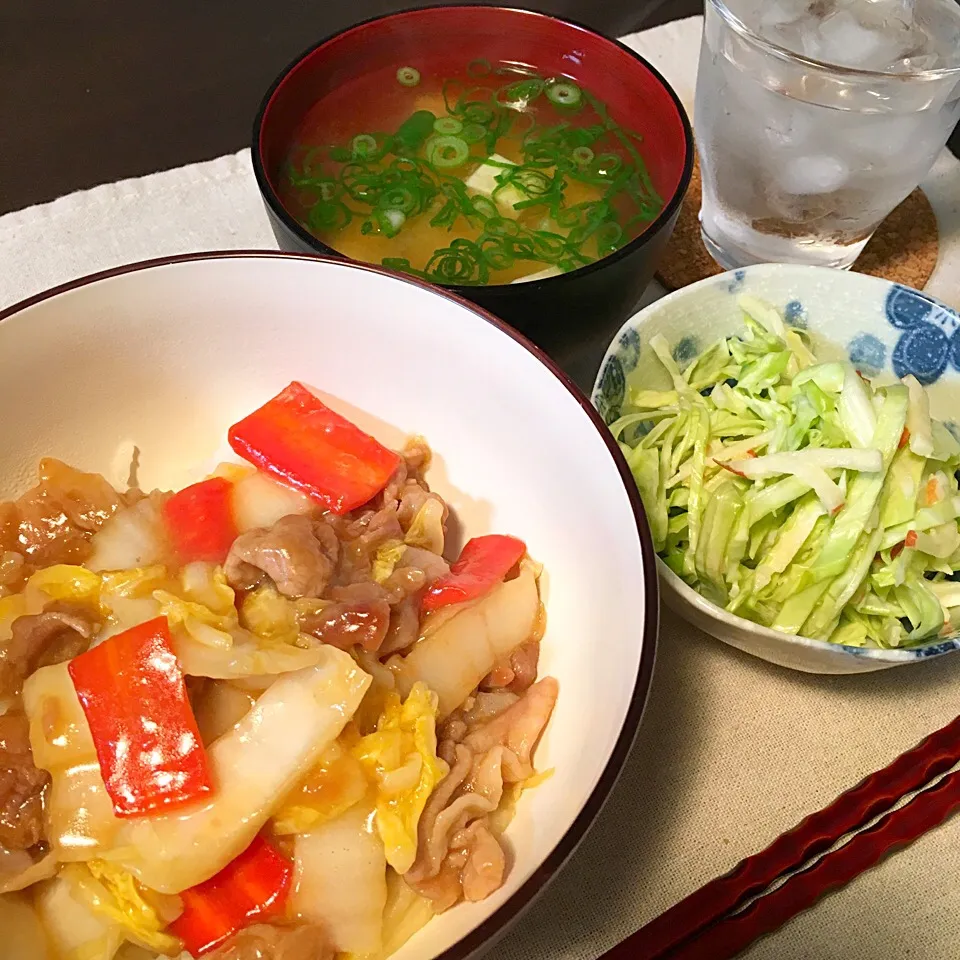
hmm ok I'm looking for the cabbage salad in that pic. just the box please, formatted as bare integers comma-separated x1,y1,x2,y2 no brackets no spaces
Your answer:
612,298,960,648
0,382,556,960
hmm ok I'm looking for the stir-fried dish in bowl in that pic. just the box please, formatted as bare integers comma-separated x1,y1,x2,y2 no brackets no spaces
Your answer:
0,380,557,960
0,251,657,959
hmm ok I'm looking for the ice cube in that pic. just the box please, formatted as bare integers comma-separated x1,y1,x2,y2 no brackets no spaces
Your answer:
844,114,925,159
758,0,812,33
815,10,893,67
763,104,814,149
777,154,849,194
795,19,826,60
765,0,943,72
759,13,821,59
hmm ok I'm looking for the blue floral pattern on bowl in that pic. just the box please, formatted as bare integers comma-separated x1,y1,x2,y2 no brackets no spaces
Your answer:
617,327,641,373
784,299,807,329
886,285,960,385
672,335,699,365
595,355,625,425
848,333,886,377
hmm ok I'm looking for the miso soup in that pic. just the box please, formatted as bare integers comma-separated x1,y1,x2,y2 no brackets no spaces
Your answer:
280,59,664,285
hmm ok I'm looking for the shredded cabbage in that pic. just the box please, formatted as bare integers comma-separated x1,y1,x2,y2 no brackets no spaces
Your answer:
404,499,445,554
100,566,168,600
372,540,407,584
178,563,235,615
904,374,935,458
25,565,102,611
61,861,181,954
272,738,368,835
239,584,300,645
152,590,235,649
615,296,960,648
352,682,448,874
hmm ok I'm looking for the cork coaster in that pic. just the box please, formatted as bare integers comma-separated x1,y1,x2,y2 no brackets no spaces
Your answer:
658,153,939,291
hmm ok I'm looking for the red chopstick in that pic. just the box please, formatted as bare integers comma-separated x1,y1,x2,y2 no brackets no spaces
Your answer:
666,767,960,960
603,713,960,960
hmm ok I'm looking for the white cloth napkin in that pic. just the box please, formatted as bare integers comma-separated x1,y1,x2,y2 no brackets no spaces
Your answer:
0,149,275,309
3,16,960,960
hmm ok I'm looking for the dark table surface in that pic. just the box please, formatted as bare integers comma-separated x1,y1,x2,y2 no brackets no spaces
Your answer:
0,0,696,216
1,0,957,217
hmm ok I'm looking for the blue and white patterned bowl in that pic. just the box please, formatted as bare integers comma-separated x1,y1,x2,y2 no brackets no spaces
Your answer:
591,263,960,674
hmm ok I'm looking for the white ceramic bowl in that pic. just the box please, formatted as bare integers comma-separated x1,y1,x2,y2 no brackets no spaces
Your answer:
591,263,960,675
0,251,657,960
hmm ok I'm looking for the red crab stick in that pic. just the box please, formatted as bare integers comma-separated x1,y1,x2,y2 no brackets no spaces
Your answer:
228,381,401,515
68,617,213,817
422,534,527,612
169,835,294,957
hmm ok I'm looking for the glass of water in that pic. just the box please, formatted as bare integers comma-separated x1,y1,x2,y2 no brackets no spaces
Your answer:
695,0,960,270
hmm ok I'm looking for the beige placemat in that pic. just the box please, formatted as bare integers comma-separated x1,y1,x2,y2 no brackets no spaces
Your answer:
2,17,960,960
495,607,960,960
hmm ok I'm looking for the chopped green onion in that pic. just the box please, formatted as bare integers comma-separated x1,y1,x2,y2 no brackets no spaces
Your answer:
506,234,536,259
467,58,492,77
430,201,459,229
554,205,582,229
498,78,545,107
424,238,489,285
396,66,421,87
596,221,623,255
462,101,496,125
572,146,594,166
546,79,582,107
471,196,498,220
531,231,567,262
351,134,378,159
285,59,663,286
394,111,437,156
460,122,487,144
592,153,623,178
433,117,464,135
308,201,351,231
512,168,553,197
478,237,513,270
425,135,470,168
377,208,406,237
483,217,521,238
379,185,420,214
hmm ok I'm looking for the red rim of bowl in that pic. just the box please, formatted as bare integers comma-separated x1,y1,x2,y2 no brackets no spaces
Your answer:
0,249,659,960
250,2,694,293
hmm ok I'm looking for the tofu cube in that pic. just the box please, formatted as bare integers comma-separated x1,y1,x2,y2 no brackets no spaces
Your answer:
465,154,527,219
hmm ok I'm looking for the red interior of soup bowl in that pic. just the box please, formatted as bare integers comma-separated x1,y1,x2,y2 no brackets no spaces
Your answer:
256,4,690,238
